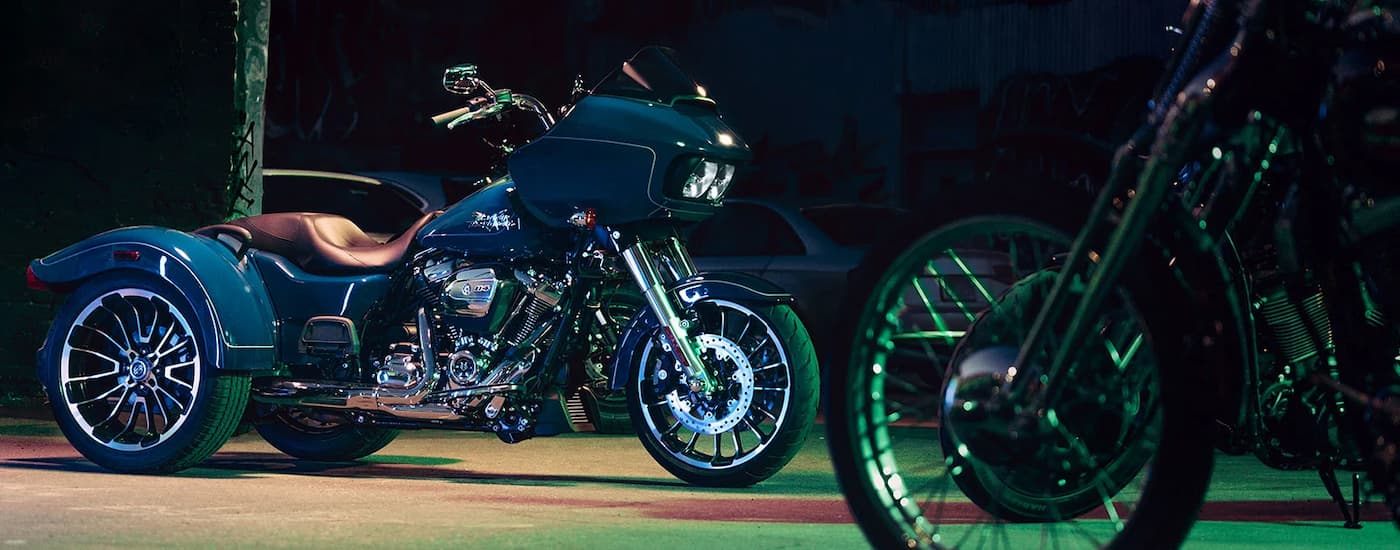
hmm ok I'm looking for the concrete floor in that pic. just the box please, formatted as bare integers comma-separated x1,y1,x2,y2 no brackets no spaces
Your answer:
0,416,1396,549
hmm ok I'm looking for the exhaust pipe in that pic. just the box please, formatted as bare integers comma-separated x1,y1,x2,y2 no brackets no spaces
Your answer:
253,308,461,420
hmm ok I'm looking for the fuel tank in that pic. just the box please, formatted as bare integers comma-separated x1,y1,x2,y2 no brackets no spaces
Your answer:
416,178,560,260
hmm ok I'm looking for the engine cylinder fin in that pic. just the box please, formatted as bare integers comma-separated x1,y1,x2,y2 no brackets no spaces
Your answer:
1259,286,1333,366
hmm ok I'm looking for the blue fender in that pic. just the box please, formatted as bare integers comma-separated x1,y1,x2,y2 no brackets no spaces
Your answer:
606,271,795,390
29,226,278,372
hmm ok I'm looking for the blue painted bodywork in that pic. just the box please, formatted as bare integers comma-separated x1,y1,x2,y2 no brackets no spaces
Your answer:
247,250,391,365
605,271,794,390
29,226,277,372
508,95,751,227
417,178,559,259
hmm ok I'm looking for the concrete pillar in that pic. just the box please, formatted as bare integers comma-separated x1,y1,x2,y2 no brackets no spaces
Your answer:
228,0,270,218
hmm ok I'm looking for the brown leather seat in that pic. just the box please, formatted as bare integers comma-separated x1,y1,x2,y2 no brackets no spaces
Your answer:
219,212,437,275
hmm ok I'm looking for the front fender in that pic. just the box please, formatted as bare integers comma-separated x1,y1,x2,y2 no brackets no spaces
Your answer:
30,226,277,372
668,271,795,308
605,271,795,390
1146,210,1256,441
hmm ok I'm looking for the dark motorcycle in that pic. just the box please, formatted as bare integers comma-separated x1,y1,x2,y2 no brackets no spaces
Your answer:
27,47,818,487
827,0,1400,547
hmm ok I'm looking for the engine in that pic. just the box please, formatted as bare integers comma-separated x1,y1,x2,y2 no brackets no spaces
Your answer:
373,255,565,395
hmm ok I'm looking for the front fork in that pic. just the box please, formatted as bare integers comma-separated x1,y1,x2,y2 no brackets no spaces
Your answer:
610,231,718,394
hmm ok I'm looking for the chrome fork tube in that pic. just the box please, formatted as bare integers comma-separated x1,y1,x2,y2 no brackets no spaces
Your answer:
620,241,716,393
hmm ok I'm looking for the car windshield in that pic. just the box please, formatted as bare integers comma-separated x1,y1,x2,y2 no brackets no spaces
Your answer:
801,204,904,248
591,46,709,105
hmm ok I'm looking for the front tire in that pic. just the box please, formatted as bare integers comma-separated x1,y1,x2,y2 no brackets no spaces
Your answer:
627,301,818,487
827,192,1214,549
39,271,249,474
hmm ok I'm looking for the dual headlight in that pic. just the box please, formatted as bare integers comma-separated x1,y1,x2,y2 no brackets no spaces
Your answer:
679,159,736,201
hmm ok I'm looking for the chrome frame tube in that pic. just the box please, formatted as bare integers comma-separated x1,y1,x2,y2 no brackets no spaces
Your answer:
620,241,716,393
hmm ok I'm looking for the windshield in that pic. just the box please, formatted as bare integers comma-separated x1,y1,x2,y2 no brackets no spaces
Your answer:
591,46,710,105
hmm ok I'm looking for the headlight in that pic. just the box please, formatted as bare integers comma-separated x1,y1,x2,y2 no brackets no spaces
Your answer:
680,159,736,201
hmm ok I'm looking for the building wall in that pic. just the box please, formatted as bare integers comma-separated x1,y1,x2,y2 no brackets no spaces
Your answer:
0,1,251,397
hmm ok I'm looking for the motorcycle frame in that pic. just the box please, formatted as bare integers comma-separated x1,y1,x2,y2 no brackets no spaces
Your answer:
1008,0,1398,457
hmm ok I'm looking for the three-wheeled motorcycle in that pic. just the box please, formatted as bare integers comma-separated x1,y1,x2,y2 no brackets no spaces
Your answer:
27,47,818,487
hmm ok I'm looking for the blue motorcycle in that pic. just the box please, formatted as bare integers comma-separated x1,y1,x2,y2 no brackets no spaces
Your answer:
26,47,818,487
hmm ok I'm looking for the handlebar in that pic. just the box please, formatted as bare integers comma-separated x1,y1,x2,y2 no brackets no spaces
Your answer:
430,88,557,132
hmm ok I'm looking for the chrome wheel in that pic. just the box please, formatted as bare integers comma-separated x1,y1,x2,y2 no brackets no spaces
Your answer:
635,299,791,469
59,288,200,451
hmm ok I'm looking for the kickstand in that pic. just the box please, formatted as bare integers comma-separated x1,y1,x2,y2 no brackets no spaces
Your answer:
1318,465,1362,529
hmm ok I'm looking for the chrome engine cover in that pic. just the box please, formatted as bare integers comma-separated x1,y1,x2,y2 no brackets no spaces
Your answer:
442,267,505,317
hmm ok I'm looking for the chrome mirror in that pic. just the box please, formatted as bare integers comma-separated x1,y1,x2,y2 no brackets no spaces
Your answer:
443,64,487,95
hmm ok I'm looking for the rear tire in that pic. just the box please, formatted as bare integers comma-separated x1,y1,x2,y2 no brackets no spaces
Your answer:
40,271,249,474
256,408,399,461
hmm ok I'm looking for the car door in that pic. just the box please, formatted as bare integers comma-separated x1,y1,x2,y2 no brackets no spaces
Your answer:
686,203,788,278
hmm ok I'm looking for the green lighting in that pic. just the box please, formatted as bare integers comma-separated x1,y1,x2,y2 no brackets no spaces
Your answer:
889,330,967,340
925,260,977,323
1211,147,1223,160
1198,219,1208,230
946,249,996,303
1047,408,1060,427
957,443,969,457
911,275,958,343
962,401,975,412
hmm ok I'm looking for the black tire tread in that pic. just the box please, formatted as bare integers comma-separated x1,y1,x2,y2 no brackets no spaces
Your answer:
256,414,400,461
157,373,251,473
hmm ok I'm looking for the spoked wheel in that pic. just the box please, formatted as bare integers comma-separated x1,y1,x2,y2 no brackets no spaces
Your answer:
41,272,249,473
256,408,399,461
628,300,818,487
828,211,1212,549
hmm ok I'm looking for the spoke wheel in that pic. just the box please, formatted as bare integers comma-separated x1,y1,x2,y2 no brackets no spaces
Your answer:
41,271,249,474
628,300,817,487
828,198,1213,550
60,289,201,450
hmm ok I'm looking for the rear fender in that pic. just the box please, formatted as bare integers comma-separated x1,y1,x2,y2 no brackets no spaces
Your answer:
29,226,277,372
606,271,795,390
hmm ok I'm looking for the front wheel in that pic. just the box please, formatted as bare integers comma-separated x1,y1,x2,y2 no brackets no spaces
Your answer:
626,300,818,487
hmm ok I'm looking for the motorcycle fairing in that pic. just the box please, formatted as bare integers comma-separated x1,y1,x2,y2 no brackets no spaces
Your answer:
507,95,751,227
29,226,277,372
605,271,794,391
246,250,392,365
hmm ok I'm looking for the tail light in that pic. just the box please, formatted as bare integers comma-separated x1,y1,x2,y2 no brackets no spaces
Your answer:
25,265,51,292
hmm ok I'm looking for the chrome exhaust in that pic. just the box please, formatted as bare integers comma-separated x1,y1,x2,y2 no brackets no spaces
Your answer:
253,308,461,420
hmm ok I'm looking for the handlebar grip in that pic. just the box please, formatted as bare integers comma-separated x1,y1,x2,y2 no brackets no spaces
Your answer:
430,105,474,128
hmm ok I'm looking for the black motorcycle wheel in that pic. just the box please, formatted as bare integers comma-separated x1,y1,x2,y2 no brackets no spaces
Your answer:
256,408,399,461
627,301,818,487
828,194,1214,549
39,271,250,474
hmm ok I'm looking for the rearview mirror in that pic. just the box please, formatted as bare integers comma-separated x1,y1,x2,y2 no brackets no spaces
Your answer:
443,64,483,95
